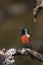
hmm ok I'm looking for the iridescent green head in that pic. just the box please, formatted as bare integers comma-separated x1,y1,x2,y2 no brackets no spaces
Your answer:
20,27,30,36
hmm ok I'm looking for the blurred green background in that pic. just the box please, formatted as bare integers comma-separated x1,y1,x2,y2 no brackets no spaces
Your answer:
0,0,43,65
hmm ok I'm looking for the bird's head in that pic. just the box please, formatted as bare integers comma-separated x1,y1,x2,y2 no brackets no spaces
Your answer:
18,27,30,36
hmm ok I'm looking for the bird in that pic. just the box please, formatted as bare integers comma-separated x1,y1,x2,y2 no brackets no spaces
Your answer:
19,27,32,49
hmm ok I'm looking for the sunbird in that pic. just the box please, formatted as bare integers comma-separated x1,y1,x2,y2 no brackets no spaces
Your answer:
19,27,32,49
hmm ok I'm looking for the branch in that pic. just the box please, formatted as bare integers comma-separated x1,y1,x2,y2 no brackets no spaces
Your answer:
16,48,43,62
0,48,43,65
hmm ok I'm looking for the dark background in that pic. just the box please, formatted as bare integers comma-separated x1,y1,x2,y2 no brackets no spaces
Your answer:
0,0,43,65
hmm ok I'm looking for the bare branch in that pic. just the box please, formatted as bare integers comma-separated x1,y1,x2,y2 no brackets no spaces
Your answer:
15,48,43,62
0,48,43,65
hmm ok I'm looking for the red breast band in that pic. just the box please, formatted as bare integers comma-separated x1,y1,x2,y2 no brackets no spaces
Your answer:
21,35,29,42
